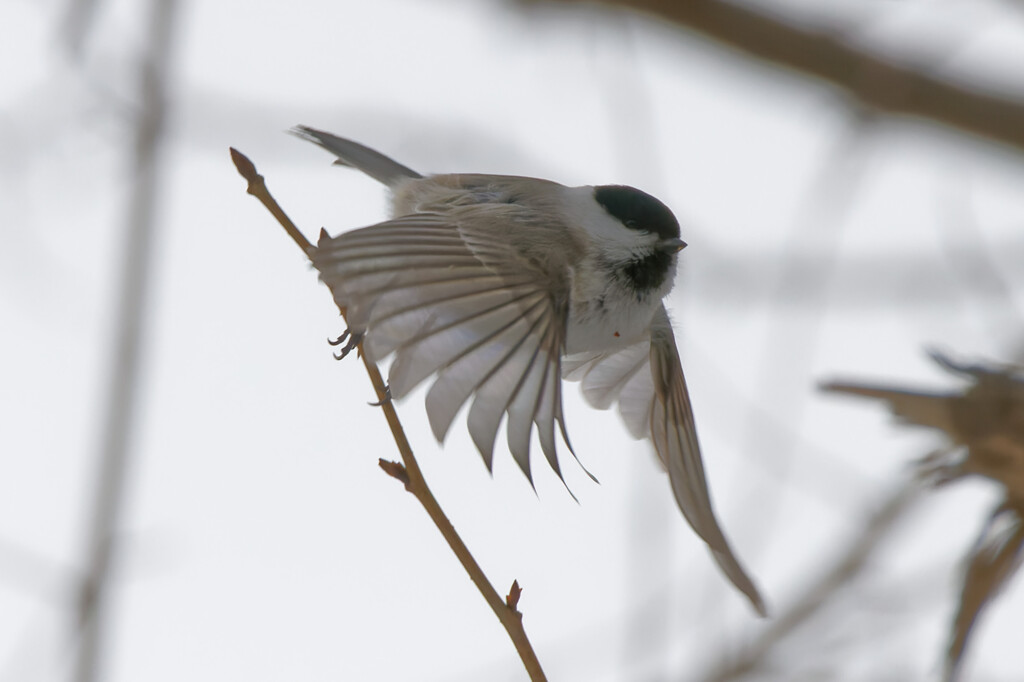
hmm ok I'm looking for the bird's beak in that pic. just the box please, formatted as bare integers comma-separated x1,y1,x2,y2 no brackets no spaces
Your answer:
659,237,687,253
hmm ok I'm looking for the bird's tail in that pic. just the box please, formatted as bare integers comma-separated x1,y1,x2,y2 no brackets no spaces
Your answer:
292,125,423,187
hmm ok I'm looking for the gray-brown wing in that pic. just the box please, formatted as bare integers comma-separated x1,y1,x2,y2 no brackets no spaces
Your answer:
564,306,767,615
312,211,574,484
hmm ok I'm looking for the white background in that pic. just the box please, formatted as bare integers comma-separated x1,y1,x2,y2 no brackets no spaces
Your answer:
2,1,1024,680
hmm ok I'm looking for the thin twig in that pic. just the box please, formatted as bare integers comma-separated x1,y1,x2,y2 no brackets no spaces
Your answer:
229,148,547,681
73,1,180,681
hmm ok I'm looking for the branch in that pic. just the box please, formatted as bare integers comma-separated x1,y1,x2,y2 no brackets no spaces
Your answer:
529,0,1024,154
229,148,547,681
946,502,1024,682
704,479,924,682
74,1,180,680
61,0,103,56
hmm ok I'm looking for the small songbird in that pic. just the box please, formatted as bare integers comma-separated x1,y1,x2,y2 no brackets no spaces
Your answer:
294,125,765,615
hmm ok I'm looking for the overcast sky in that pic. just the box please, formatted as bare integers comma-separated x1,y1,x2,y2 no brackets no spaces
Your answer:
2,1,1024,681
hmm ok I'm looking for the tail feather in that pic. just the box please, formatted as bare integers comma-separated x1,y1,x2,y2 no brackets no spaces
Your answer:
821,381,955,432
292,125,423,186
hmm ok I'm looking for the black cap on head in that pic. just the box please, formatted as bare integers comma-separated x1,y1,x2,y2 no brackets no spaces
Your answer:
593,185,680,241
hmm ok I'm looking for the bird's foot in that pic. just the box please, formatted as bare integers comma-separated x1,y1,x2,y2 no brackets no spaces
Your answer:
329,329,363,360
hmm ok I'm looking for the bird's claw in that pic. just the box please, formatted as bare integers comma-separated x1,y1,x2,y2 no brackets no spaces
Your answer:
369,385,392,407
329,329,363,360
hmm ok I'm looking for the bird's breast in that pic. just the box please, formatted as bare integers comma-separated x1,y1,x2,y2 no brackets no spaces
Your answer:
564,294,660,355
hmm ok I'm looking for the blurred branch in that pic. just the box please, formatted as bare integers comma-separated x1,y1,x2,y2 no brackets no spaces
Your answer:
733,119,871,595
823,350,1024,500
61,0,103,56
705,479,924,682
692,241,1024,309
934,178,1024,341
529,0,1024,155
946,502,1024,682
73,0,180,680
229,149,548,682
823,352,1024,679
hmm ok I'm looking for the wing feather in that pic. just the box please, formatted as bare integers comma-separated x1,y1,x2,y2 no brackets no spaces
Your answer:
506,336,551,480
564,342,653,438
381,289,546,393
467,324,549,476
422,294,550,441
563,307,766,615
312,211,576,482
649,307,766,616
581,342,650,411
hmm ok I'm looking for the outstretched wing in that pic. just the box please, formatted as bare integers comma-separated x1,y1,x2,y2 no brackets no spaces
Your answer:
564,305,767,615
312,208,576,485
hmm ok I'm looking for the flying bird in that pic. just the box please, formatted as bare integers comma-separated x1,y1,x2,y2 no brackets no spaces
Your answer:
294,125,766,616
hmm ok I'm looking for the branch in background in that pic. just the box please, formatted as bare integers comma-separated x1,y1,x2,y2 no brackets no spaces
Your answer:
73,1,180,681
933,179,1024,343
704,479,924,682
822,351,1024,680
946,501,1024,682
229,148,548,682
61,0,103,56
526,0,1024,155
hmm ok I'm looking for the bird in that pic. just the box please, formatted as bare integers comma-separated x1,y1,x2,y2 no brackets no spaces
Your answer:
292,125,766,616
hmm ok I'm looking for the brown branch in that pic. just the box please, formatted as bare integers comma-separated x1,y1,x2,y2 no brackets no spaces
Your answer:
946,503,1024,682
229,148,547,682
529,0,1024,154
